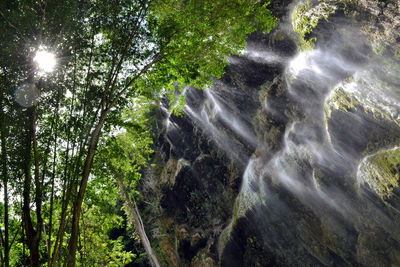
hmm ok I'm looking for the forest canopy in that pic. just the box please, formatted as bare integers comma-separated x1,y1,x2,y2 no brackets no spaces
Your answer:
0,0,276,266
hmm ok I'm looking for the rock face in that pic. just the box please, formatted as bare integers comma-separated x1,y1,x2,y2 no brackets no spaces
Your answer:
358,147,400,199
138,1,400,266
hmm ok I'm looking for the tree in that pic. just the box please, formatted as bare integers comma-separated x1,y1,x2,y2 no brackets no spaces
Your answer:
66,1,276,265
95,97,160,266
0,0,276,266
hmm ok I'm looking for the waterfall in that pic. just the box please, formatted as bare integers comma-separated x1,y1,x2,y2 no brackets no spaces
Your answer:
160,8,400,265
184,85,259,164
217,25,400,264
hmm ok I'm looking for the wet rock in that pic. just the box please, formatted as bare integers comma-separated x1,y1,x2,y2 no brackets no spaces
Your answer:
358,147,400,199
139,1,400,266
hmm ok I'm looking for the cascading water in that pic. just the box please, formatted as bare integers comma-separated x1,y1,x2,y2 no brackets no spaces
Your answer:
158,2,400,265
215,18,400,267
184,86,259,164
169,18,400,267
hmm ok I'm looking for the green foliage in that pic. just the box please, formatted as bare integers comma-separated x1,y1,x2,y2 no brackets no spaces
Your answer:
81,98,157,265
144,0,277,112
0,0,277,265
94,96,157,265
78,202,136,266
95,96,156,189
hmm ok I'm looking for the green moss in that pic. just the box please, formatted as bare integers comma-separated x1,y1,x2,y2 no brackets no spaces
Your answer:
324,87,360,119
151,217,180,266
325,82,400,128
392,44,400,60
382,57,400,75
218,191,257,258
373,45,386,56
292,1,337,50
292,1,315,50
359,147,400,199
343,0,360,15
218,222,233,260
264,126,282,149
191,248,216,267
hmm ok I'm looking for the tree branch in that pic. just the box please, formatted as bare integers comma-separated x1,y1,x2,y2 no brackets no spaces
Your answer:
0,10,27,42
103,0,151,102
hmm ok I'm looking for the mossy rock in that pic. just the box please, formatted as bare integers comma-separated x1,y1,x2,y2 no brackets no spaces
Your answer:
324,87,360,118
155,234,179,267
324,73,400,133
292,0,400,55
292,0,338,50
218,191,258,260
356,1,400,57
218,158,266,258
358,147,400,199
191,248,216,267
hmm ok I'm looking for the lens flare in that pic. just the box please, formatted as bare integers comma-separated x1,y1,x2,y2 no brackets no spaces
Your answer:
14,83,39,107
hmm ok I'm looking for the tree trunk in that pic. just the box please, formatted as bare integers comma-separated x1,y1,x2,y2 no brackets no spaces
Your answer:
65,22,160,264
2,138,9,267
0,99,10,267
29,246,40,267
49,180,73,266
22,106,43,267
117,177,161,267
47,96,60,266
66,112,107,267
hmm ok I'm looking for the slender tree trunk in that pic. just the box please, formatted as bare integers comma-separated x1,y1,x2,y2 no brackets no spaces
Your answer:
65,13,162,263
22,106,43,267
66,112,107,267
0,221,5,266
49,182,72,266
0,99,10,267
22,107,36,266
32,105,44,265
50,59,79,266
65,53,162,265
2,144,9,267
47,94,61,266
21,205,26,266
117,177,161,267
49,156,71,266
50,131,89,266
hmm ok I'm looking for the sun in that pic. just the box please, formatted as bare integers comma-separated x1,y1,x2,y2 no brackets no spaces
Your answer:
34,50,56,73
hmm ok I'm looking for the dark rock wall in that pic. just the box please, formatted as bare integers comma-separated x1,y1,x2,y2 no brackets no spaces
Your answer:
137,1,400,266
137,5,296,264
